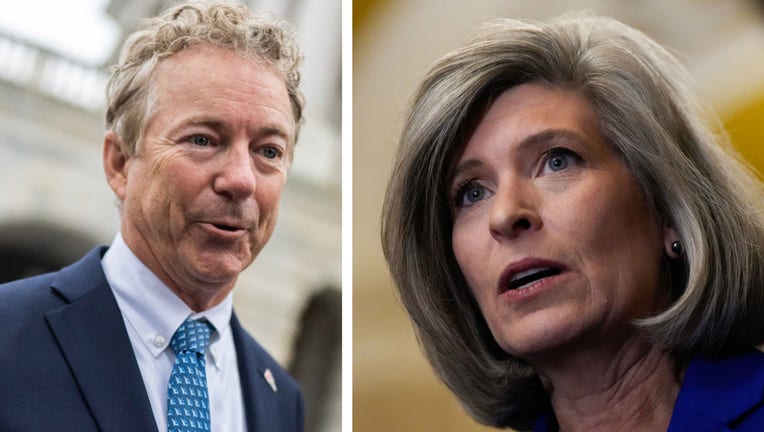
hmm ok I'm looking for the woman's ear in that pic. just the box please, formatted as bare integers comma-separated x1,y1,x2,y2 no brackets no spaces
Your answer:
663,222,682,259
103,131,129,202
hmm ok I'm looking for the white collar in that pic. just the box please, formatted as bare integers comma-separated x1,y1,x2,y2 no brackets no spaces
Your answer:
101,232,233,370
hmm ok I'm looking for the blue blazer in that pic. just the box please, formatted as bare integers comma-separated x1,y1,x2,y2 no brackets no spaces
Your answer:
534,349,764,431
0,247,303,432
667,349,764,431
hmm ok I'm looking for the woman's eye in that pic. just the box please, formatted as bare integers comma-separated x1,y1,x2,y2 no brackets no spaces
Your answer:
262,146,281,159
540,148,580,174
455,181,493,207
190,135,210,146
548,154,568,171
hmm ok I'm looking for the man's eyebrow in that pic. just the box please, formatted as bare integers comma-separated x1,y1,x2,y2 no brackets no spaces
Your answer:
180,117,292,140
256,124,291,140
451,128,588,181
182,117,226,131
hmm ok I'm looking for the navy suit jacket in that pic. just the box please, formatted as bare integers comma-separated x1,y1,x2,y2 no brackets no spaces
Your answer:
0,247,303,432
534,349,764,431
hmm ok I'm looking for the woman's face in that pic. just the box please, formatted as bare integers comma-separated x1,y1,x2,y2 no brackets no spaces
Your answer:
450,83,671,361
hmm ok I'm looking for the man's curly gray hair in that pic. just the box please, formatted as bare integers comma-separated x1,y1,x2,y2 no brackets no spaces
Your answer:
106,1,304,156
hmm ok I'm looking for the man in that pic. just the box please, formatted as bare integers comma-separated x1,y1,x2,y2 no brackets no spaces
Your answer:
0,2,304,431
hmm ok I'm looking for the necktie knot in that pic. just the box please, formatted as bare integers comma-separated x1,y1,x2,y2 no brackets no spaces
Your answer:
171,318,214,355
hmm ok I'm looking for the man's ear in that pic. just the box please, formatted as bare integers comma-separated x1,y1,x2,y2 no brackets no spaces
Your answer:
103,131,129,201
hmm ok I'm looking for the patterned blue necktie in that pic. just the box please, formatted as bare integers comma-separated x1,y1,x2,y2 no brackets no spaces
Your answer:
167,318,215,432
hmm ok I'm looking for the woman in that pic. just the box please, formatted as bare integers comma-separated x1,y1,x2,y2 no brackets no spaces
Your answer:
381,13,764,431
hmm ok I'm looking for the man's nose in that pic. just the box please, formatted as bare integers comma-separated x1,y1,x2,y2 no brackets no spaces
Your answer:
213,143,256,201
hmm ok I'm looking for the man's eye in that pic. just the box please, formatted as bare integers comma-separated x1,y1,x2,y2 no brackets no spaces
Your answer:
190,136,210,146
262,146,281,159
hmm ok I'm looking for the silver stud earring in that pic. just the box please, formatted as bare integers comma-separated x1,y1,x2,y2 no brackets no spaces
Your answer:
671,240,683,256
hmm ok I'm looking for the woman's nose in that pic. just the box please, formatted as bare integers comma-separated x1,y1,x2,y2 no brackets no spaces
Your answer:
213,144,256,201
488,183,542,240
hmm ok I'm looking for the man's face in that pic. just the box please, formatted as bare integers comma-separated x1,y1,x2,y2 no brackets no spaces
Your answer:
105,45,294,309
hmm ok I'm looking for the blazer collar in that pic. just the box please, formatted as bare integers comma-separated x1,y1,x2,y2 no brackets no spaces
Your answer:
45,247,159,432
668,349,764,431
535,350,764,432
231,313,280,432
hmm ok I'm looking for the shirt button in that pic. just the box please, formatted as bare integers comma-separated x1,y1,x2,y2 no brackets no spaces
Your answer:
153,335,165,347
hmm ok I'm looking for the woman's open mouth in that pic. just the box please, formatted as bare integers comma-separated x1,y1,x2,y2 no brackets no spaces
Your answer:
506,267,563,291
499,258,568,295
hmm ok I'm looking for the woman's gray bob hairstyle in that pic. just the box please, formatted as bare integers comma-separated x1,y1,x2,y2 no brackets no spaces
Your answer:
381,12,764,430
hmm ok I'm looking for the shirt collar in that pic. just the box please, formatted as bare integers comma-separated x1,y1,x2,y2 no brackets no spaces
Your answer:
101,232,233,370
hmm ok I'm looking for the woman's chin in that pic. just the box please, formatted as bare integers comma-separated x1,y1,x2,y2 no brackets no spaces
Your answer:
493,310,604,361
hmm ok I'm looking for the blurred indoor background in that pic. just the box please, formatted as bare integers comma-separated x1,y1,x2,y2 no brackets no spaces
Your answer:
0,0,340,431
354,0,764,430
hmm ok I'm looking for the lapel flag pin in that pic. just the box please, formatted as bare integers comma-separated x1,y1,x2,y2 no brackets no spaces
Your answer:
264,368,278,392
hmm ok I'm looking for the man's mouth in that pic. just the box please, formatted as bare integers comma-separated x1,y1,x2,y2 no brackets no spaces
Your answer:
213,223,241,232
203,220,249,235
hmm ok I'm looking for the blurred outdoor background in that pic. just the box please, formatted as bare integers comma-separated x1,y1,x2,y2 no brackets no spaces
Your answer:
0,0,340,431
354,0,764,431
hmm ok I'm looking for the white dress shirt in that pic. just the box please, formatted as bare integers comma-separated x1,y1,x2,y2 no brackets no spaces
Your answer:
102,233,247,432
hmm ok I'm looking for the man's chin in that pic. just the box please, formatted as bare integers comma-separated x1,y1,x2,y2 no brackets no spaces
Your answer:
187,253,251,285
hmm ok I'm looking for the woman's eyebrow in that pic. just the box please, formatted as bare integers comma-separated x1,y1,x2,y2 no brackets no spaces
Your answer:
451,128,587,180
451,158,483,181
513,128,588,153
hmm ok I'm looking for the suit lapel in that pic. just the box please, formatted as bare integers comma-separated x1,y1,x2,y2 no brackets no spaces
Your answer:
668,349,764,431
231,313,279,432
45,247,158,432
